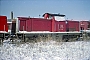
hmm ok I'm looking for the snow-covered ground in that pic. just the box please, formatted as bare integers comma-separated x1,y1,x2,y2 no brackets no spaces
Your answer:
0,40,90,60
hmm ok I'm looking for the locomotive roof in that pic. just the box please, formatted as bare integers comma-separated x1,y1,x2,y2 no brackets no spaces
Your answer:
43,13,65,17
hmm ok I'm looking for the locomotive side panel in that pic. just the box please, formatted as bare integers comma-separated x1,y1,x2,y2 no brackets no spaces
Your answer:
67,21,79,32
0,16,8,32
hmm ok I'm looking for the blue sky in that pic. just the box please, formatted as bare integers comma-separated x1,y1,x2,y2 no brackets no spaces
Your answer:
0,0,90,20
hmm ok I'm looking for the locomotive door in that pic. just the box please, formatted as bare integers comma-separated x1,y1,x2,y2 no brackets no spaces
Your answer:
20,20,26,31
26,20,32,32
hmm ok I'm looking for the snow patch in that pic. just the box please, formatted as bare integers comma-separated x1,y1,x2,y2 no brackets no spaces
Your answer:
0,40,90,60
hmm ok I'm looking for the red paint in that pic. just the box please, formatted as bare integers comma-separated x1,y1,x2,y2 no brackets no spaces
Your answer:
67,21,79,31
26,18,32,31
0,16,8,32
18,17,52,32
20,20,26,31
80,21,88,30
18,17,28,31
51,16,55,32
18,17,90,32
31,18,51,31
18,17,66,32
55,21,66,32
